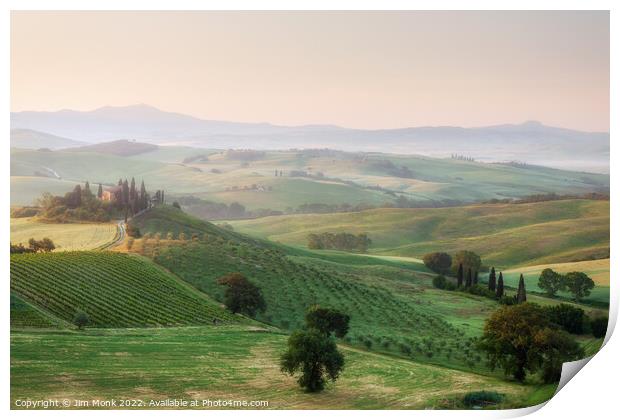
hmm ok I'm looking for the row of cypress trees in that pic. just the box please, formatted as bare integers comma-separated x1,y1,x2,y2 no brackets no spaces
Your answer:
488,266,527,303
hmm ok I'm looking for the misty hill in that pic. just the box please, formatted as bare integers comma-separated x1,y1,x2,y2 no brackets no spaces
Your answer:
10,129,86,150
66,139,159,156
11,104,609,172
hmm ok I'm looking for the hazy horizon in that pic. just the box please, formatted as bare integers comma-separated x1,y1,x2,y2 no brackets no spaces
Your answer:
11,11,609,132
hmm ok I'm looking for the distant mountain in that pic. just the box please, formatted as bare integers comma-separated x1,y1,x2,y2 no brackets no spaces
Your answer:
66,139,159,156
11,104,609,172
10,128,87,150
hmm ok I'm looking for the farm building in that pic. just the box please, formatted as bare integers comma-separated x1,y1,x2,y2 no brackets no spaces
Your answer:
101,186,122,202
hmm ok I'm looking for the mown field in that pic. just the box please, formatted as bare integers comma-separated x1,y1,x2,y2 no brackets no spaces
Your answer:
10,252,240,328
11,217,119,251
230,199,610,267
10,326,554,409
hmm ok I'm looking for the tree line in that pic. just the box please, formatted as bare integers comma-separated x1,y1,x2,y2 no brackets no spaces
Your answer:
307,232,372,253
10,237,56,254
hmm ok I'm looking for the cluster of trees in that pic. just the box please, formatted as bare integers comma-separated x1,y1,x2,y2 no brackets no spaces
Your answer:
538,268,596,302
367,159,417,179
281,306,349,392
107,178,152,220
478,303,587,382
10,238,56,254
38,183,111,222
175,196,283,220
224,149,266,161
451,154,476,162
307,232,372,252
217,273,266,317
482,192,609,205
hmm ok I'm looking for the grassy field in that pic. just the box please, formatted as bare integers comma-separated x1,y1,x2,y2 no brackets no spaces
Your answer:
11,217,119,251
494,259,610,306
230,199,609,267
10,326,553,409
10,252,241,328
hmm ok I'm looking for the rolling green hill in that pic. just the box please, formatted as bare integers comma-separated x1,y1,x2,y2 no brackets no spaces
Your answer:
129,206,521,374
11,147,609,211
10,251,241,328
230,199,609,268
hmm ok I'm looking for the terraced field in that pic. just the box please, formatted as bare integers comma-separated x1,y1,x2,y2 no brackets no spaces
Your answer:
10,252,240,327
11,217,118,251
230,199,610,267
10,326,554,409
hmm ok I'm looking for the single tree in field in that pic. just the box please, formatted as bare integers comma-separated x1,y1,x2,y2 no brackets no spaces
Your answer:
466,268,473,288
97,183,103,199
517,274,527,303
305,305,350,338
478,303,583,382
537,268,564,298
217,272,266,317
496,272,504,298
422,252,452,275
563,272,595,302
73,311,90,330
488,267,497,291
457,263,464,288
280,328,345,392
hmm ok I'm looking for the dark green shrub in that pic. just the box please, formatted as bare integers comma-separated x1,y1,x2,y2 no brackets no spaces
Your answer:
544,304,586,334
498,295,518,306
432,275,447,289
462,391,504,408
590,316,608,338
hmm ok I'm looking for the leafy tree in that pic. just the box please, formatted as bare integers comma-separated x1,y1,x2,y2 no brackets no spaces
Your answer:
538,268,564,297
73,311,90,329
457,263,464,288
217,272,266,317
452,250,482,275
432,275,448,290
478,303,583,382
280,328,345,392
516,274,527,303
534,327,584,383
544,304,586,334
496,272,504,298
488,267,497,291
305,306,350,338
422,252,452,275
590,316,608,338
172,201,182,209
126,224,141,238
563,272,595,302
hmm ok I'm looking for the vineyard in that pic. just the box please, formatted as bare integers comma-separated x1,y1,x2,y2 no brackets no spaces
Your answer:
130,207,497,374
10,294,60,329
10,252,242,328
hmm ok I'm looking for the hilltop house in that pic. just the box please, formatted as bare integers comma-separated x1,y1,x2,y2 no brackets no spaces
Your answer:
101,185,122,202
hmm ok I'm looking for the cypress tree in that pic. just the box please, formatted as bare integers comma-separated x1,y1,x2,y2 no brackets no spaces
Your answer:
496,272,504,298
457,263,464,288
118,178,123,186
488,267,496,291
84,181,91,195
466,267,472,288
473,271,479,285
97,183,103,199
122,179,130,206
130,177,136,200
517,274,527,303
140,180,147,210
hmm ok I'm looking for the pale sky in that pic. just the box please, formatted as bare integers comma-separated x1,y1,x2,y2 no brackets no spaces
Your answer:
11,11,609,131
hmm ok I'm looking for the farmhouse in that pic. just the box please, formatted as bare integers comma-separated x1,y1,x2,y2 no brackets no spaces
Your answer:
101,186,122,202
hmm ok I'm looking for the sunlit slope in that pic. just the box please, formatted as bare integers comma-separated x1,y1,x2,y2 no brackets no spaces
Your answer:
230,199,609,267
10,252,240,328
11,217,118,251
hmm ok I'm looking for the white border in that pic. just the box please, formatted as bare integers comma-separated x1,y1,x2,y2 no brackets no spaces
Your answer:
2,2,616,419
